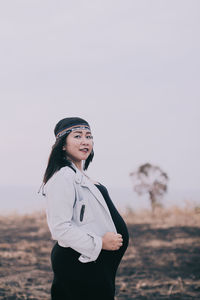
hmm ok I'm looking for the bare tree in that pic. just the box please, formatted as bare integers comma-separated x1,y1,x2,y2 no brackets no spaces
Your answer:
129,163,169,211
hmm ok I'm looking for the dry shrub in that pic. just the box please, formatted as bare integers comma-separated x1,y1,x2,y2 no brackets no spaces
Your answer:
123,205,200,228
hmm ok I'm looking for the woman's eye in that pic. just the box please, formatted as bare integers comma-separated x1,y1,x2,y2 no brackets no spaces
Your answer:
74,135,93,139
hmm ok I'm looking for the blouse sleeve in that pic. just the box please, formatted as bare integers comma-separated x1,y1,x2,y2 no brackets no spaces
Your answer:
45,170,102,263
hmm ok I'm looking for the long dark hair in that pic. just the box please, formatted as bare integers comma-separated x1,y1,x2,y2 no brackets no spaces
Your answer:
43,133,94,185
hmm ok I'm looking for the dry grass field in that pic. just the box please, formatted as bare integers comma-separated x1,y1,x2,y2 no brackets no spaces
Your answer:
0,206,200,300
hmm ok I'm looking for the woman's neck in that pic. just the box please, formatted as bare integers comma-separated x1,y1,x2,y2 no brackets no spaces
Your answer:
70,160,83,171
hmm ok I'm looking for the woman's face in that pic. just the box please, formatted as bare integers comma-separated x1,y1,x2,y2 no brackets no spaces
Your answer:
63,129,93,164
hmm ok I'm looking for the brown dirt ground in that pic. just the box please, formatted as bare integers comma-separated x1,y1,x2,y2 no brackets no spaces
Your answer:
0,207,200,300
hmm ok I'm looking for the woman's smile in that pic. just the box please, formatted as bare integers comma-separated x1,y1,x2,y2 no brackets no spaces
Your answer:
80,148,89,152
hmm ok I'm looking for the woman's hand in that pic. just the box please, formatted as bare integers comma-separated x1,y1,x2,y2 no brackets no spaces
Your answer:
102,232,123,250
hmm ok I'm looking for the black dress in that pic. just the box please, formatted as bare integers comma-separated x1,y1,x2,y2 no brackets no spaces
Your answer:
50,183,129,300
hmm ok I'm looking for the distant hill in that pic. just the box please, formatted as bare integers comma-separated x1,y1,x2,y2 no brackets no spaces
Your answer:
0,185,199,215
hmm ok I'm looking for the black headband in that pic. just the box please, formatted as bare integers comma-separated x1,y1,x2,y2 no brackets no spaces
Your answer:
54,117,91,139
56,124,91,139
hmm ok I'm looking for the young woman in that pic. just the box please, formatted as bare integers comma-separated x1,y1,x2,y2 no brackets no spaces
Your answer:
43,117,129,300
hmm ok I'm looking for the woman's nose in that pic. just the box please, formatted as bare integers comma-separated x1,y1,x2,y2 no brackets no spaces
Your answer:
81,137,89,144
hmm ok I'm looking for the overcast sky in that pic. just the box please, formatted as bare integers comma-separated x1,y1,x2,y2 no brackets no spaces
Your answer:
0,0,199,193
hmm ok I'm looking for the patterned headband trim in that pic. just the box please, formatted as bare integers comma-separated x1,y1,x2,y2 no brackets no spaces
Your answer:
56,125,91,139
